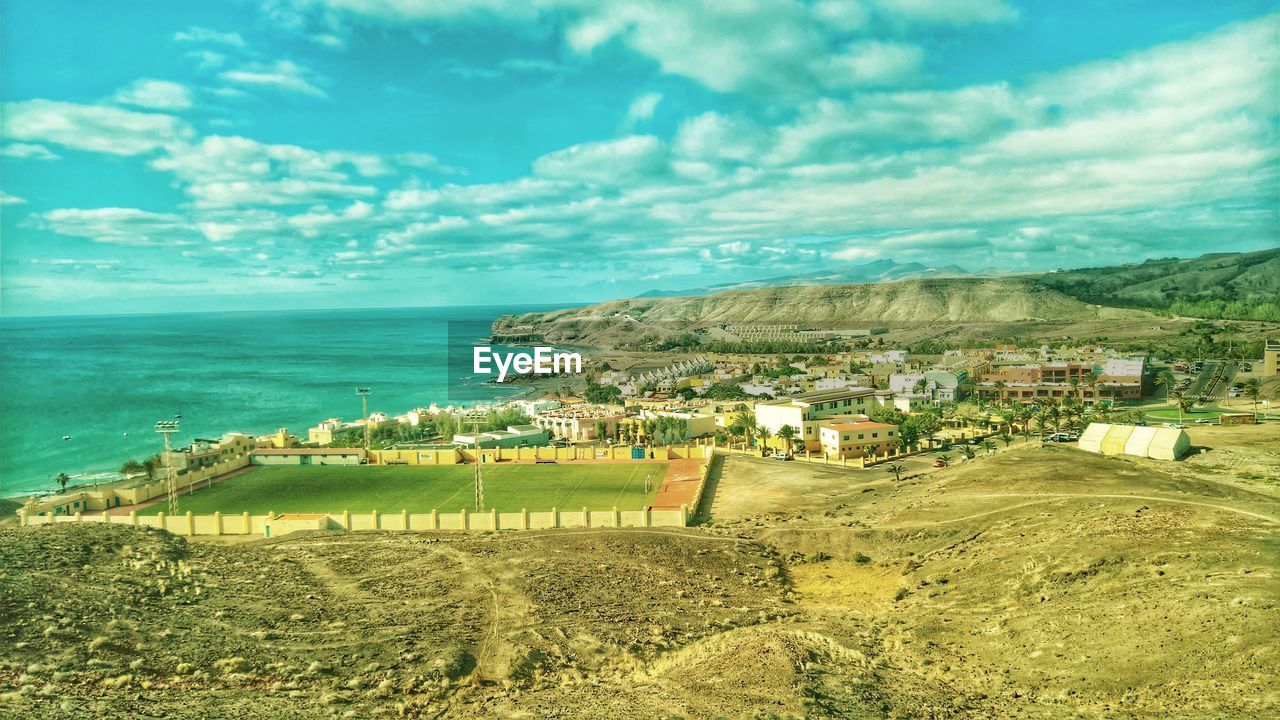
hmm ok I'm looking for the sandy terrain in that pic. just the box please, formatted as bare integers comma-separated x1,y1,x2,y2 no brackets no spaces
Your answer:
2,425,1277,718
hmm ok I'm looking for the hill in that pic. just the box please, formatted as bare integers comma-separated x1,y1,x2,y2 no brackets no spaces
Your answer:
1032,246,1280,321
3,427,1276,719
493,277,1151,347
636,257,992,298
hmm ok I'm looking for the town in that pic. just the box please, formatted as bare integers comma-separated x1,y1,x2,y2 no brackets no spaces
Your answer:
18,335,1278,523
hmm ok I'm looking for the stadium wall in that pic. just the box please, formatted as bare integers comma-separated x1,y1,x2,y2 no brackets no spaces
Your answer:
19,505,689,537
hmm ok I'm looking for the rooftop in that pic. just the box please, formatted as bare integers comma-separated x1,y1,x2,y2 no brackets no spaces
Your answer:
251,448,365,455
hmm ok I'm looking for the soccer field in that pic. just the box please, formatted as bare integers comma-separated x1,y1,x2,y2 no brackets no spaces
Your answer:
139,463,666,515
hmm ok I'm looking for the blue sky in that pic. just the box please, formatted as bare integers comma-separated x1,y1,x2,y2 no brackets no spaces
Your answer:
1,0,1277,316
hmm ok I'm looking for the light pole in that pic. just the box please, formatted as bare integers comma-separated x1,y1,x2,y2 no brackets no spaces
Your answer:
355,387,371,451
155,420,180,516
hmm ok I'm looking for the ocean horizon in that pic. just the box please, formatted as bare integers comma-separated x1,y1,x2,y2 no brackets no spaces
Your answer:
0,303,567,498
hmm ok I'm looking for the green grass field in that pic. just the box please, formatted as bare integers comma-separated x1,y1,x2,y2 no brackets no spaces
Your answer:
1142,408,1222,420
140,463,666,515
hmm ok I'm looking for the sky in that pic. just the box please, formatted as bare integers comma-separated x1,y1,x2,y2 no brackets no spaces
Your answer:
0,0,1277,316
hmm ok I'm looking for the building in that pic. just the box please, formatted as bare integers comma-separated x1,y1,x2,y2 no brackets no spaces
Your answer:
755,387,892,451
258,428,301,449
249,448,366,466
307,418,361,445
818,418,899,459
532,405,625,441
162,433,255,474
452,424,550,448
1077,423,1189,461
1265,339,1280,376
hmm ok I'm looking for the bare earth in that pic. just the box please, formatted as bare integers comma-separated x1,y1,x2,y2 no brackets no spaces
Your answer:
2,424,1277,719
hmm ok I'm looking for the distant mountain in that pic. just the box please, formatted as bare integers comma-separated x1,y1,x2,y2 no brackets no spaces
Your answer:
635,258,996,298
1032,247,1280,319
497,277,1150,348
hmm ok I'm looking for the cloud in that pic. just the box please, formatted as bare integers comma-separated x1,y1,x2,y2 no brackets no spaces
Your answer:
0,100,193,156
150,135,383,207
533,135,668,184
621,91,663,130
35,208,202,246
0,143,60,160
112,79,194,111
219,60,327,98
817,41,924,88
1,191,28,205
173,26,246,47
872,0,1017,26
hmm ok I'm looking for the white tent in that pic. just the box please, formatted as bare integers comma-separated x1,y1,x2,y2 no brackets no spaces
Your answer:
1078,422,1189,461
1077,423,1110,454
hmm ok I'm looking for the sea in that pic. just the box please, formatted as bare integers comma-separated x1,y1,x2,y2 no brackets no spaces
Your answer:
0,304,563,498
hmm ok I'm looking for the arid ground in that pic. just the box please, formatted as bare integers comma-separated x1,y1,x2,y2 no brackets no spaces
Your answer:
2,425,1277,719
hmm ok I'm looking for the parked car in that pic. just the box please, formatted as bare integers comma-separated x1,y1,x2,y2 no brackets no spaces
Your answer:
1242,363,1252,371
1046,432,1075,442
1195,418,1216,424
1162,422,1188,429
771,452,793,461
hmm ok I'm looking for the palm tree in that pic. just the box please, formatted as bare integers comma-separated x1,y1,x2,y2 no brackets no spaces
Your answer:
980,439,997,455
120,459,145,478
1242,378,1262,418
756,425,773,456
1155,369,1177,403
992,380,1007,409
1169,388,1191,424
56,473,70,494
913,378,928,396
1086,369,1102,406
999,432,1013,448
776,424,798,455
729,410,754,448
937,454,952,467
885,463,905,489
958,446,976,460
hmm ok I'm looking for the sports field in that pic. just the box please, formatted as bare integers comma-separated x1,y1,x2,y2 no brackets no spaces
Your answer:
139,463,666,515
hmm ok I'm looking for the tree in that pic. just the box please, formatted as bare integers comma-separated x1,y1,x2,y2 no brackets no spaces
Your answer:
776,424,798,455
120,459,145,478
584,383,623,405
1242,378,1262,417
999,432,1014,447
1086,370,1102,405
937,454,952,467
912,378,928,396
1155,369,1177,402
980,439,996,455
992,380,1007,408
959,445,976,460
56,473,70,494
675,386,698,401
756,426,773,456
885,463,905,489
729,410,755,447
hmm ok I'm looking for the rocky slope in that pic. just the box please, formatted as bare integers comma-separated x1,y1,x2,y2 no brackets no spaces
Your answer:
492,277,1150,347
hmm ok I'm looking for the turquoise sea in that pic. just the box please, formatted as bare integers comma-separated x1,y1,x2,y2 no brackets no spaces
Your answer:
0,305,558,497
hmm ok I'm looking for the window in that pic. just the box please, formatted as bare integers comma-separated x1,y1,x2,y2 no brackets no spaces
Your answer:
858,434,864,440
842,435,849,441
872,433,878,438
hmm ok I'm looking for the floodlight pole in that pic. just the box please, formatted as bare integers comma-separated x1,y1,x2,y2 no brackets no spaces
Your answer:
356,387,372,451
464,410,486,512
155,420,181,516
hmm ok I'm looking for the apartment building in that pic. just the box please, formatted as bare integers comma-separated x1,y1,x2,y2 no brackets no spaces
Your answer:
755,387,892,451
818,418,899,459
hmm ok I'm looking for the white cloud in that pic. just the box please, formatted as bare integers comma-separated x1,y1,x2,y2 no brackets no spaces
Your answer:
0,100,193,156
220,60,327,98
872,0,1017,26
0,143,60,160
113,79,194,111
533,135,668,184
36,208,201,246
173,26,246,47
621,91,663,129
817,41,924,88
1,191,28,205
